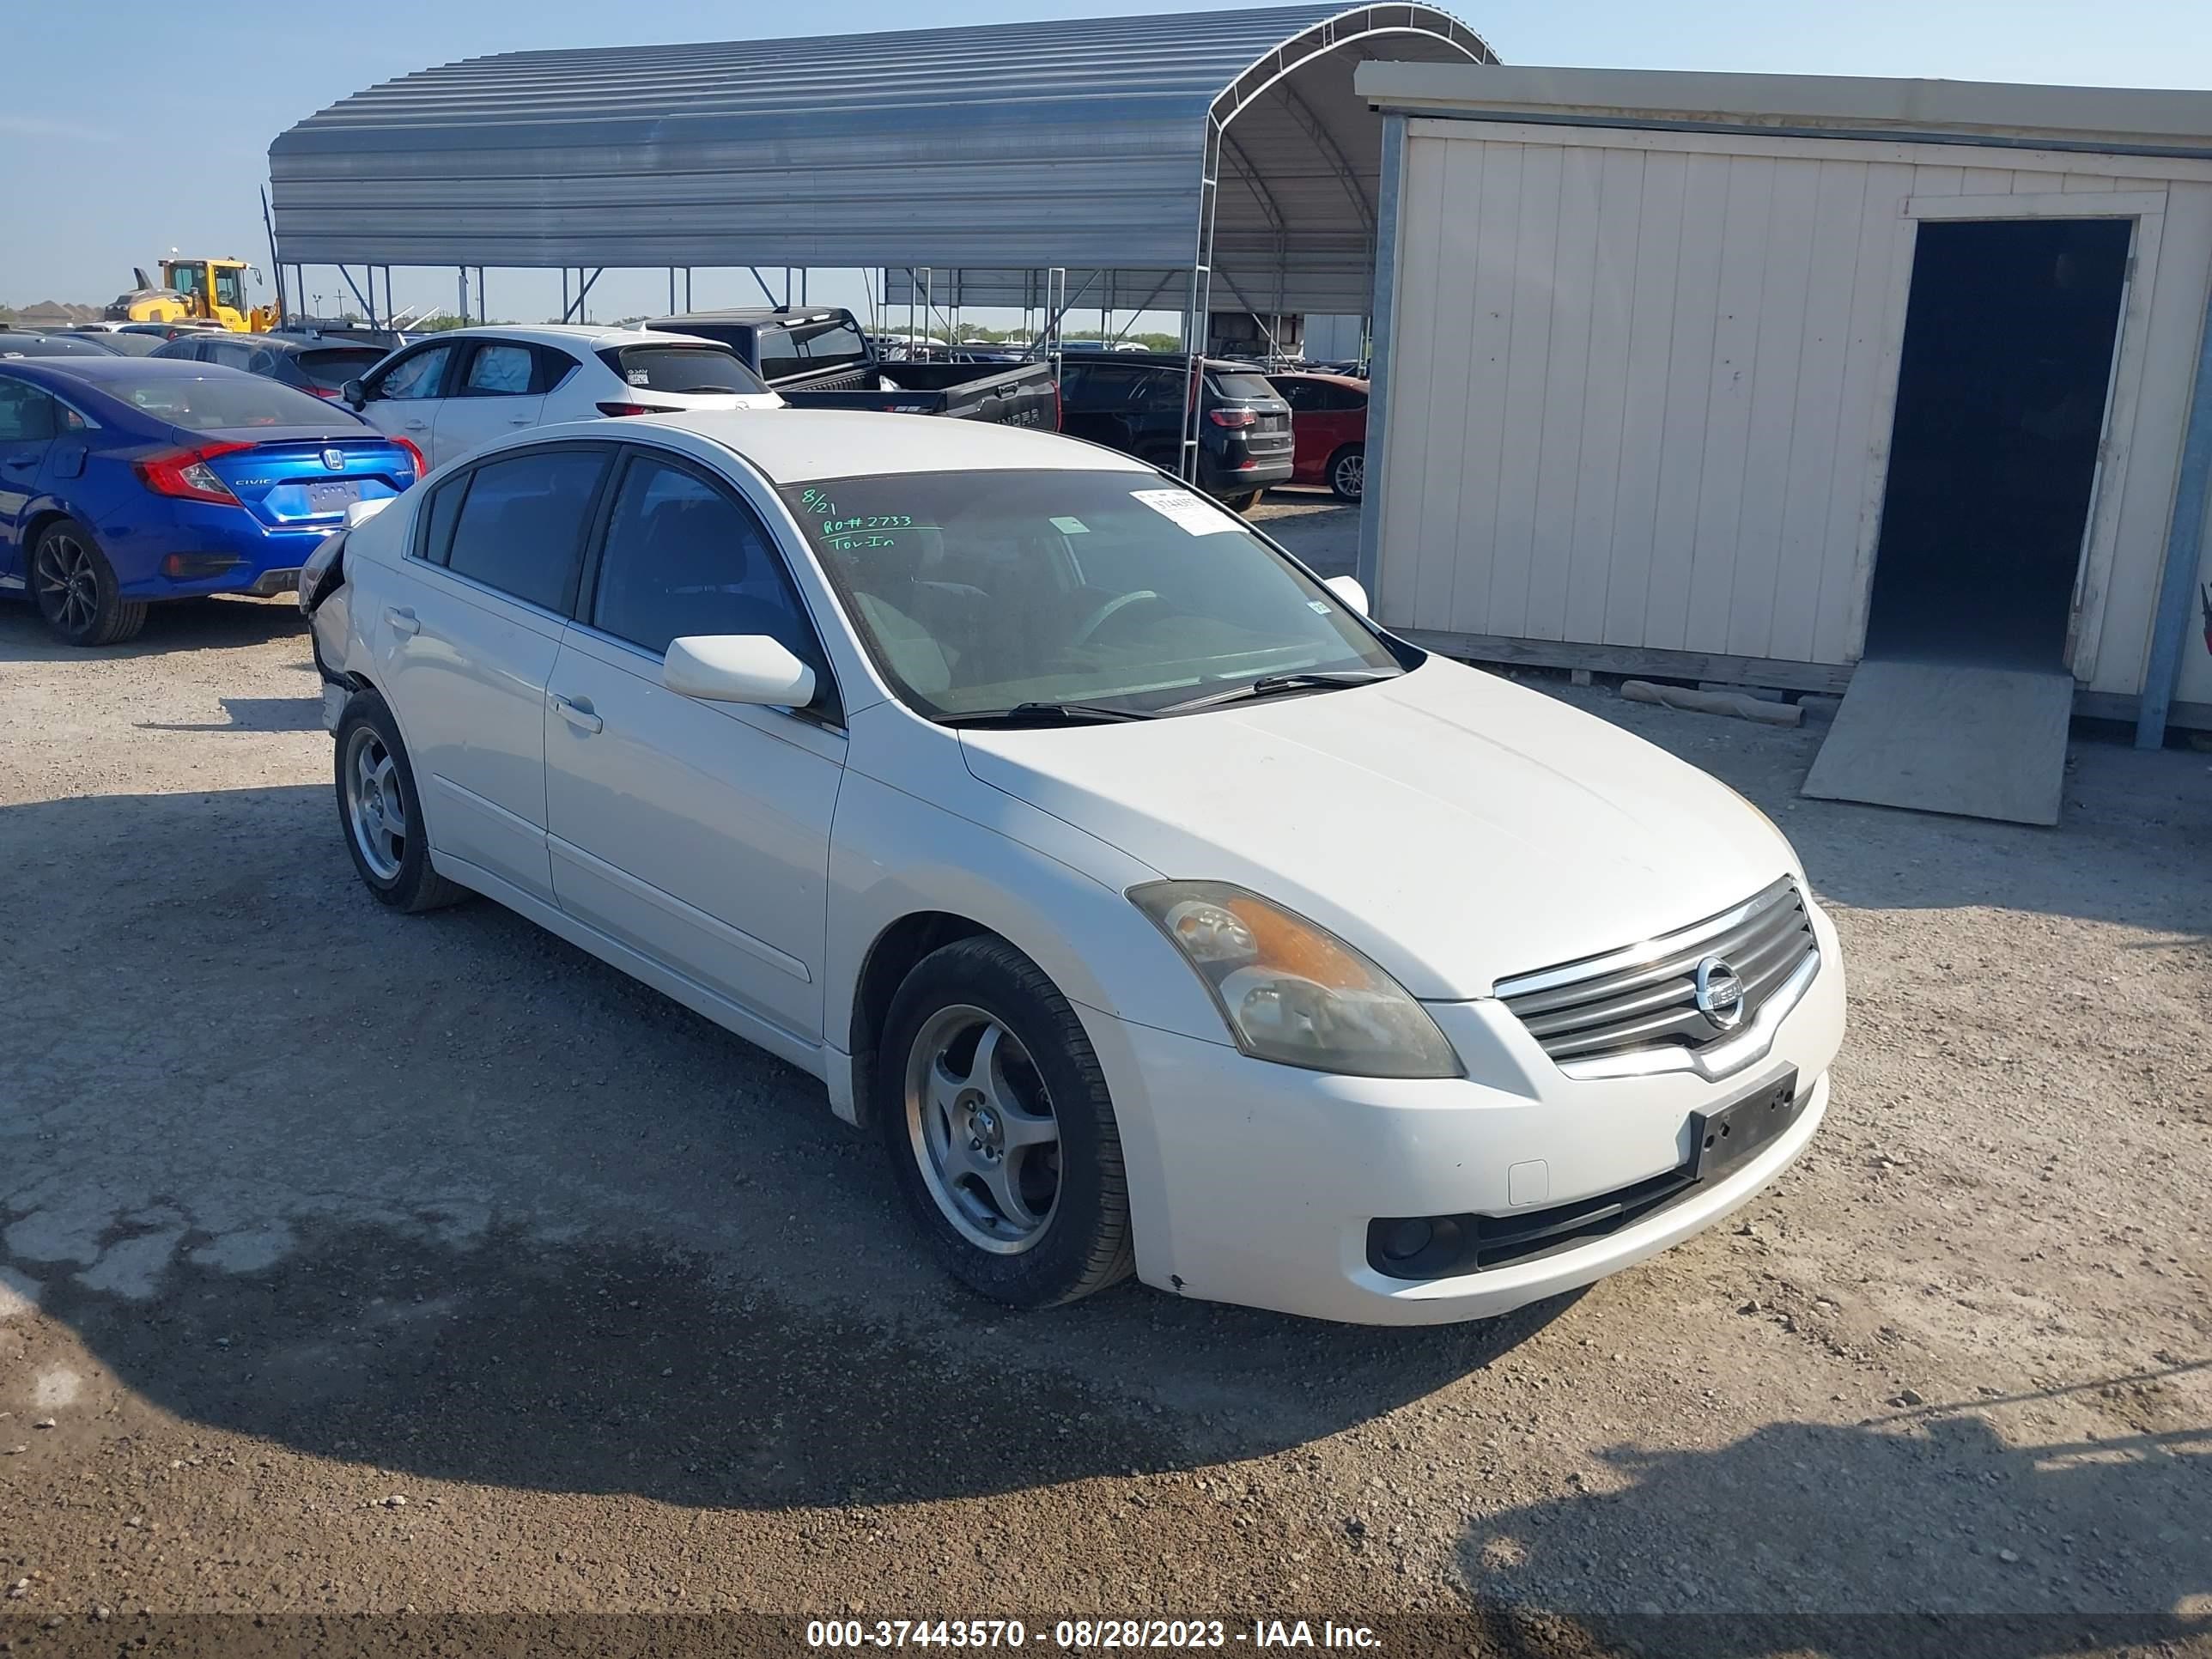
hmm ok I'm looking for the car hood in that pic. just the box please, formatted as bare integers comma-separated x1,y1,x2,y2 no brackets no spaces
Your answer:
956,659,1799,1000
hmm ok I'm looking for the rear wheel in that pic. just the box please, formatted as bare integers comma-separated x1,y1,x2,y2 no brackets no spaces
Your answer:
1221,489,1262,513
1328,444,1365,502
32,520,146,647
877,936,1133,1310
334,690,468,913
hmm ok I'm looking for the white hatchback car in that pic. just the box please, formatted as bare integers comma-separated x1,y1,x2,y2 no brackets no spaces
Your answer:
338,324,781,470
303,410,1845,1325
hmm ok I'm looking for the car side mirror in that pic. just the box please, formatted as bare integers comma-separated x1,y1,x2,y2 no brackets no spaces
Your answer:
341,379,368,409
1324,574,1370,617
664,635,816,708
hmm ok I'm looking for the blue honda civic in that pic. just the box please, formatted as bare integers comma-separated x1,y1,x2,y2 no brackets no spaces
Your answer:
0,356,420,646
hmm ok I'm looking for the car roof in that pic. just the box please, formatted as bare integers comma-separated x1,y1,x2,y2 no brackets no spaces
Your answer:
418,324,731,351
545,408,1153,485
652,308,846,327
15,356,256,382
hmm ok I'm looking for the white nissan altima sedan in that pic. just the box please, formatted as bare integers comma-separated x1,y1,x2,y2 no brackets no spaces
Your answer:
301,410,1845,1325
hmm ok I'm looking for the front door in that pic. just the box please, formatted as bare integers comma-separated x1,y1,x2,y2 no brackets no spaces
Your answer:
380,441,612,902
544,447,844,1042
0,374,57,586
434,340,547,465
359,340,458,465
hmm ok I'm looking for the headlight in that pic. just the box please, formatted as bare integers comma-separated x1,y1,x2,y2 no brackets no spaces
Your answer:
1129,880,1462,1079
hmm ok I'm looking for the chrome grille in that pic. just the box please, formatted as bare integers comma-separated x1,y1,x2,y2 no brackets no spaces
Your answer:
1495,878,1818,1076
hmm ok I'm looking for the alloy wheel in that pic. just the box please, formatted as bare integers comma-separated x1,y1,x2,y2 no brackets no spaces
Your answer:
33,533,99,636
903,1005,1061,1255
1333,449,1364,501
343,724,409,883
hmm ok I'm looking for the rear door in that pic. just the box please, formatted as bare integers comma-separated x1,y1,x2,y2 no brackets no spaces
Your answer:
433,340,547,465
0,374,58,583
379,441,613,902
544,446,844,1041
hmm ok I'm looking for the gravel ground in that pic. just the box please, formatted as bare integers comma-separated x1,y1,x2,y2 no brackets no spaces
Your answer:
2,511,2208,1658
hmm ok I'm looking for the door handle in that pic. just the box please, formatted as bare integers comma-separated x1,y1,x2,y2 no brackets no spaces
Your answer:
385,606,420,637
403,420,429,431
1,456,35,471
507,416,531,424
550,693,603,734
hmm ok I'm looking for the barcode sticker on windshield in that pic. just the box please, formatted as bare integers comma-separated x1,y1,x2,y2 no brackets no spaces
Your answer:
1131,488,1238,537
1049,516,1090,535
627,369,651,386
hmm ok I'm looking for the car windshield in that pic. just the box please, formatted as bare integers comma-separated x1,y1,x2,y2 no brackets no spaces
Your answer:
296,348,385,391
118,375,355,429
780,469,1400,720
598,344,768,396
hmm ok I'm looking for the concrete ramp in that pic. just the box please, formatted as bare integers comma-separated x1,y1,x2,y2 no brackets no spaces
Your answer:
1802,659,2074,825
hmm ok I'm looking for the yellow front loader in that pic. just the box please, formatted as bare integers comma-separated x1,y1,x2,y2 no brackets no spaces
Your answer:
105,258,277,331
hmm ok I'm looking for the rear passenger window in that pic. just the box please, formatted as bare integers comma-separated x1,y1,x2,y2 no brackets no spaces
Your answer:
461,343,533,396
441,447,608,611
590,457,825,684
416,473,471,567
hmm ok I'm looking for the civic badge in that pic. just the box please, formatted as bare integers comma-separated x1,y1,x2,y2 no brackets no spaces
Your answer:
321,447,345,471
1692,956,1747,1032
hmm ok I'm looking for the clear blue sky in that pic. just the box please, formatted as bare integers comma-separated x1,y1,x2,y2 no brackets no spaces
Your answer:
7,0,2209,327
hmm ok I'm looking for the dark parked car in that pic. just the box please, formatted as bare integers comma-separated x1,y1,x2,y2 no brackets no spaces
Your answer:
60,330,166,356
0,331,120,359
1056,354,1292,509
151,331,390,400
1269,370,1370,501
650,307,1059,428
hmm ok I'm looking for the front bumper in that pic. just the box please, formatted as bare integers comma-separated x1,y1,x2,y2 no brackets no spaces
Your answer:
1080,900,1847,1326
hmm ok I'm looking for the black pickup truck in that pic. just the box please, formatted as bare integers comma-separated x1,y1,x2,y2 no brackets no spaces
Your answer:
647,307,1058,430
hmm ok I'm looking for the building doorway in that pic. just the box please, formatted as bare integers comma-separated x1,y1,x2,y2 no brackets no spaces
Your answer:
1861,216,2132,670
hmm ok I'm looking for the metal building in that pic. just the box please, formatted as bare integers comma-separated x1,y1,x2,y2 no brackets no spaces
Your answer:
1355,62,2212,823
267,3,1491,343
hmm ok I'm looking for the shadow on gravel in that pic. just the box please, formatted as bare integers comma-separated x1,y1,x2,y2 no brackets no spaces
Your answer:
1455,1395,2211,1659
139,695,326,733
0,593,301,664
22,1214,1573,1510
2,781,1571,1509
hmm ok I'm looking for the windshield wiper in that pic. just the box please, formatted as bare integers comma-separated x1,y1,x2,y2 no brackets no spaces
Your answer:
1158,670,1395,715
940,702,1154,727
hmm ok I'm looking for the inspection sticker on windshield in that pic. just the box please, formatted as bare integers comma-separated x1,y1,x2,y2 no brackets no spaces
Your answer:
1131,488,1239,537
1049,515,1090,535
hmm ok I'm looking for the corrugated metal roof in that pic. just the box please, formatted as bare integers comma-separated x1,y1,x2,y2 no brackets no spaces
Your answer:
269,3,1491,308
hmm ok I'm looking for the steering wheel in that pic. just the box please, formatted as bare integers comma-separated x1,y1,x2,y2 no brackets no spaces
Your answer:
1071,590,1168,649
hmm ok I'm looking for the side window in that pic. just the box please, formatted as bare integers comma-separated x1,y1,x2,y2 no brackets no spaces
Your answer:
415,471,471,566
530,347,578,394
1128,370,1178,413
441,447,608,611
1274,380,1315,411
591,455,827,684
247,347,281,376
375,344,453,401
0,378,57,441
1321,383,1368,413
459,343,533,396
754,326,802,381
214,267,244,310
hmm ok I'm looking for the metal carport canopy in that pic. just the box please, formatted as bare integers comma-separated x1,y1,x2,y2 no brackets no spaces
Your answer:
266,3,1492,313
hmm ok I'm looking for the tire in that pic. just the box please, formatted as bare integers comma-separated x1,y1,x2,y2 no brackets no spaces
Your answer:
32,519,147,647
1328,444,1365,503
1221,489,1261,513
876,936,1134,1310
333,689,469,913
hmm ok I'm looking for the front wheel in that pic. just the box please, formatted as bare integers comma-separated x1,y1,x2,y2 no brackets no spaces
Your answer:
1328,444,1365,502
333,690,469,913
877,936,1134,1309
33,519,146,647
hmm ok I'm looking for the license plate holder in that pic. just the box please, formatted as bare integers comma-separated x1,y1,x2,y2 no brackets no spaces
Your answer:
1690,1068,1802,1184
307,480,364,514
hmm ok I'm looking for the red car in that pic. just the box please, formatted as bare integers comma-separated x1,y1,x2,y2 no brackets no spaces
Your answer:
1270,370,1370,501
